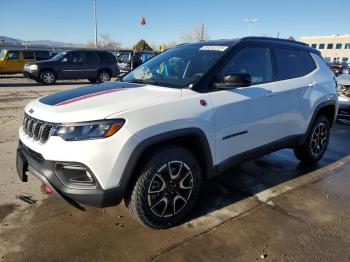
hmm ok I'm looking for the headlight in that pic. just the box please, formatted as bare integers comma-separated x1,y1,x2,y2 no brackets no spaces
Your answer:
29,64,38,71
53,119,125,141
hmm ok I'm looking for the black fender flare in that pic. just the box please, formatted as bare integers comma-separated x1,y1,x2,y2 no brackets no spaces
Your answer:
118,128,214,196
300,100,337,145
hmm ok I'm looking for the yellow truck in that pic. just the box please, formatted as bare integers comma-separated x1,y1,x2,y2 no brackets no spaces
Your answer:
0,49,51,74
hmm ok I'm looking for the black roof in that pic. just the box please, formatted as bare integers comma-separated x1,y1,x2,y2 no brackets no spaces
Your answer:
178,37,315,52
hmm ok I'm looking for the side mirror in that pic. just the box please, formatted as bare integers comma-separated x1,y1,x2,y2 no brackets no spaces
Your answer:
61,57,68,63
213,73,252,89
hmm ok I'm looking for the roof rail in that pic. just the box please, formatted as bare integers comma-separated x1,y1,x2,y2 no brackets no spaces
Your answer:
240,37,309,47
175,43,190,47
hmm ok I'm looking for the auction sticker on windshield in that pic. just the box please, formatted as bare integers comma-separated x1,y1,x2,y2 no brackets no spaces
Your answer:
199,46,228,51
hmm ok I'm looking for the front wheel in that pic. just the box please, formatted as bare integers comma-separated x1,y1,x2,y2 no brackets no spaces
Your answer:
40,70,56,85
294,115,330,164
126,146,202,229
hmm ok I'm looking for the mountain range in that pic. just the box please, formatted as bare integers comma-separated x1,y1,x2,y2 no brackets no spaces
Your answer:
0,36,82,47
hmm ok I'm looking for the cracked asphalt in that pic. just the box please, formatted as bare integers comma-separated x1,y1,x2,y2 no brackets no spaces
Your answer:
0,76,350,262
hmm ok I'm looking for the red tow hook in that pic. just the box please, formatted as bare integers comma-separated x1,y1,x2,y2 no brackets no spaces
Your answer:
41,184,53,194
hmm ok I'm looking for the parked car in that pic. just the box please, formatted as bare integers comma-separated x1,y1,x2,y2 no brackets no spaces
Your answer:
336,74,350,120
117,51,142,73
23,50,119,84
16,37,337,228
0,49,50,74
330,62,349,76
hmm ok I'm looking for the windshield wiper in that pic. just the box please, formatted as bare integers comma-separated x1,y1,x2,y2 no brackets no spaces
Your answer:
122,79,181,89
126,79,159,85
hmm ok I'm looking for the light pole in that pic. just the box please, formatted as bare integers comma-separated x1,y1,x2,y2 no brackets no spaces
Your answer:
243,18,258,36
93,0,98,48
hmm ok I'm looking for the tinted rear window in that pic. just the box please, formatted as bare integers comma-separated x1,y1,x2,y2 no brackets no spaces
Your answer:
273,48,311,80
302,51,317,72
96,51,116,63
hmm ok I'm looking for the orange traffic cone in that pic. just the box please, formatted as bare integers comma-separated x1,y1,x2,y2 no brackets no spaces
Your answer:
140,16,146,25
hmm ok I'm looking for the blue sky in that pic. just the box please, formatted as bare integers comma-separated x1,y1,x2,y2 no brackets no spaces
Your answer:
1,0,349,48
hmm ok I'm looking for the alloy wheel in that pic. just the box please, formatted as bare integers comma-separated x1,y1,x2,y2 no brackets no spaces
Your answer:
310,122,328,158
42,72,54,84
147,161,193,218
99,72,110,82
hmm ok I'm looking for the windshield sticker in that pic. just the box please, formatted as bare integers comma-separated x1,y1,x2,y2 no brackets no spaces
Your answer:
199,46,228,51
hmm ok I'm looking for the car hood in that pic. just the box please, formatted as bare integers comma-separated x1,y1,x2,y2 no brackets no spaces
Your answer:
25,59,56,67
25,82,182,123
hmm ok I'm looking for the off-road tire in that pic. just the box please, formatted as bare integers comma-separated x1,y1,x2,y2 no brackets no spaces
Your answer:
294,115,330,164
125,146,202,229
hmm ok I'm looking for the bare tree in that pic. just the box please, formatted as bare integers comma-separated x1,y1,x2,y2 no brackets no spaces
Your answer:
181,24,209,43
86,34,121,49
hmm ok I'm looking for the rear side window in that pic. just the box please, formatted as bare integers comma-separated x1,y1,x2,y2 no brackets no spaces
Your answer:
97,51,116,63
273,48,311,80
23,51,34,59
35,51,50,60
302,51,317,72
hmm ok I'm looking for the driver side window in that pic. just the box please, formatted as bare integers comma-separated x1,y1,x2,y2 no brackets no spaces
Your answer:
65,52,83,64
218,47,272,85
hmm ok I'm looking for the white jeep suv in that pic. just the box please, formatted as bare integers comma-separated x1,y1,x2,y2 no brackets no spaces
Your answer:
16,37,338,228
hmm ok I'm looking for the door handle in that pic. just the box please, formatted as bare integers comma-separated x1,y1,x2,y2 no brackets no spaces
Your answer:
308,81,318,87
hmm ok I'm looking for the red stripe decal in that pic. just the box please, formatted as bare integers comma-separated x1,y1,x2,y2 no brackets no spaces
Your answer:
55,88,125,106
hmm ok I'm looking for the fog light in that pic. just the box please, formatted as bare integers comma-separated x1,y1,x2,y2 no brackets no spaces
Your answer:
62,165,93,183
54,163,95,186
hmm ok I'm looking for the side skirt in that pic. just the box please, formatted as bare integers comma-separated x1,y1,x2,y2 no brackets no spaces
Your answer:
214,135,304,175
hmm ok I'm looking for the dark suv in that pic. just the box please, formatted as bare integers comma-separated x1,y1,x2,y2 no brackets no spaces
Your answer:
23,50,119,84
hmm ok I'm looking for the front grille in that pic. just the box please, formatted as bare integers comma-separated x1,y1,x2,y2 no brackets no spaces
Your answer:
23,114,54,143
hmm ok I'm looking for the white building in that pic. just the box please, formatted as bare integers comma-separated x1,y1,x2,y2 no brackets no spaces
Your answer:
300,35,350,63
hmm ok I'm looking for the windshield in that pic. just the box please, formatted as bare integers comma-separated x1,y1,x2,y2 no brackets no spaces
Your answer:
0,50,6,59
122,45,229,88
51,52,66,60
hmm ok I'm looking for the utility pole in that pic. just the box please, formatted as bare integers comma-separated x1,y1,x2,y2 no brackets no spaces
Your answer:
93,0,98,48
243,18,258,36
200,24,204,41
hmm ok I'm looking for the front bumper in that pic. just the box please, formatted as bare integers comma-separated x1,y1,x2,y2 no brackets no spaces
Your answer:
23,70,40,80
16,140,123,207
